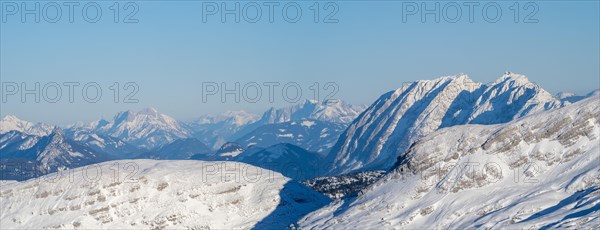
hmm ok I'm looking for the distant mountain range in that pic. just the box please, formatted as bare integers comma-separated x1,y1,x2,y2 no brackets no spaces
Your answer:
0,128,112,180
73,108,192,150
0,115,54,136
234,119,346,153
556,89,600,103
0,99,366,180
188,110,260,149
1,72,599,229
0,73,596,182
226,99,367,150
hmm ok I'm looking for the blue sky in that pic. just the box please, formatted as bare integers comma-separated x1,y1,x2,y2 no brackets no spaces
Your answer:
1,1,599,125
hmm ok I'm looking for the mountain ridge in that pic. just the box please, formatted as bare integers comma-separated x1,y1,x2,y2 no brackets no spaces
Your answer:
326,73,566,175
300,95,600,229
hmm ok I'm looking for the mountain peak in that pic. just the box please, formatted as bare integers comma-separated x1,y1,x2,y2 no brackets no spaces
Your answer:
556,91,576,99
114,110,133,120
112,108,162,123
453,73,473,82
411,74,474,88
1,115,22,122
95,108,190,149
323,98,340,105
496,72,532,85
257,99,365,124
327,72,564,175
138,107,160,116
0,115,53,136
39,127,68,150
210,110,260,126
49,126,65,137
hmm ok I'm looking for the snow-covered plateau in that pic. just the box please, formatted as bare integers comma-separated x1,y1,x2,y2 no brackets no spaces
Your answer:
0,160,329,229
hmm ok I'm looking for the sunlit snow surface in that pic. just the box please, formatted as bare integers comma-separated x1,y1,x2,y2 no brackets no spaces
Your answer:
327,73,566,175
0,160,329,229
300,97,600,229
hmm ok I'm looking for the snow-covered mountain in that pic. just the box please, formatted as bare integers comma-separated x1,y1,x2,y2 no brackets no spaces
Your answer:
234,119,346,153
195,110,259,127
0,160,330,229
64,129,142,159
188,110,259,149
0,130,42,153
232,100,365,139
136,138,213,160
82,108,192,150
327,73,565,175
556,89,600,103
227,100,365,152
215,142,245,159
556,91,578,100
2,102,363,164
0,115,54,136
258,99,366,124
254,99,365,125
299,97,600,229
0,128,112,180
233,143,326,180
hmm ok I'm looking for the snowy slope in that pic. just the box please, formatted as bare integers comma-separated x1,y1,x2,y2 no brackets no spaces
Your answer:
0,160,330,229
235,119,346,153
86,108,192,150
0,115,54,136
327,73,565,175
299,97,600,229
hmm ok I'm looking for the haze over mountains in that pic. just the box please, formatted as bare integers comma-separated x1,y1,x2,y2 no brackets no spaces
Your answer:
190,110,260,149
1,98,366,180
1,73,597,181
1,73,598,229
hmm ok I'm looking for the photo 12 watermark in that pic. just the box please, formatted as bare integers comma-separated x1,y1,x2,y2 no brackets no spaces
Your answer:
201,81,340,103
401,1,539,23
201,1,339,23
1,1,140,23
0,82,140,103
